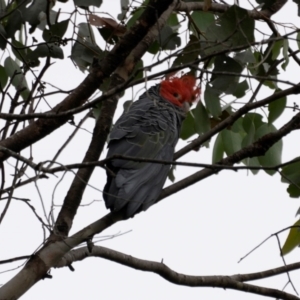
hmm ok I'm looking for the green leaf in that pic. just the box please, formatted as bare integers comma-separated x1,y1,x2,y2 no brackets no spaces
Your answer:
0,65,8,89
118,0,129,20
36,10,58,31
98,27,119,45
204,5,254,55
234,49,256,66
71,43,91,71
93,102,102,120
31,44,64,59
71,23,103,72
241,120,255,148
180,101,210,140
255,0,276,10
241,120,260,174
5,0,57,34
297,32,300,50
132,59,144,81
23,0,49,28
172,35,200,67
232,80,249,98
210,55,244,95
168,165,176,183
74,0,102,7
281,157,300,185
292,0,300,16
271,40,284,60
221,129,243,156
180,111,196,140
11,40,25,60
126,6,144,29
287,184,300,198
245,157,261,175
99,77,111,93
0,24,7,49
212,133,224,163
230,117,244,134
12,40,40,67
43,19,69,42
158,25,181,50
76,22,95,44
281,39,289,70
193,101,210,135
190,11,214,34
4,57,30,100
268,90,287,124
49,45,64,59
5,0,29,38
242,113,263,132
166,12,179,29
248,50,279,89
255,124,282,175
281,219,300,256
0,0,6,14
204,84,222,118
147,40,160,54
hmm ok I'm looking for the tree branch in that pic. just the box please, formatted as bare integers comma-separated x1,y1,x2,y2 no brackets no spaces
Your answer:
39,156,300,174
55,245,299,300
176,0,288,19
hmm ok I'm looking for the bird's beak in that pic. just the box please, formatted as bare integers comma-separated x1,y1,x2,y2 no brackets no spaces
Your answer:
182,102,191,113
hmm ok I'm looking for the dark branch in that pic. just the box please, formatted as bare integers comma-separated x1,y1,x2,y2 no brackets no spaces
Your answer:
55,245,299,300
176,0,288,19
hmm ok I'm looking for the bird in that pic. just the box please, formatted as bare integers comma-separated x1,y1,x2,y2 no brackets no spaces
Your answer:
103,75,200,218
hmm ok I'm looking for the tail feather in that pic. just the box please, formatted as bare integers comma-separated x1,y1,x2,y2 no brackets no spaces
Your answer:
104,163,170,217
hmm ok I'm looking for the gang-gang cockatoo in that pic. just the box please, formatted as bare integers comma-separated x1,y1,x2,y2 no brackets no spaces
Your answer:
104,75,200,218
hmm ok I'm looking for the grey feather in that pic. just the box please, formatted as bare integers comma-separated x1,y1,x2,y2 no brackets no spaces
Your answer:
103,85,186,218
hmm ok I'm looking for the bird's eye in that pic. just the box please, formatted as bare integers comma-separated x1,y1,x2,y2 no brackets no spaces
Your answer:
173,93,179,98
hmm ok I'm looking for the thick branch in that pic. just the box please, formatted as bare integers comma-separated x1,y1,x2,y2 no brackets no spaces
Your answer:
55,246,299,300
232,263,300,282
